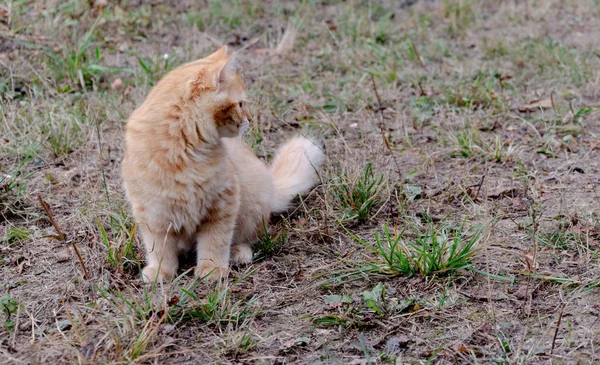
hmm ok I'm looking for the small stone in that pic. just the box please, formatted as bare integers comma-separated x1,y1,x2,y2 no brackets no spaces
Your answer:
111,78,123,90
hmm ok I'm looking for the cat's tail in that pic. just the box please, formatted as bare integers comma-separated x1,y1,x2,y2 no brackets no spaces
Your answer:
270,136,325,213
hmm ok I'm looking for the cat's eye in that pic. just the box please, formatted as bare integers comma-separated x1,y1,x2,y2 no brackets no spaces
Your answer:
238,101,243,108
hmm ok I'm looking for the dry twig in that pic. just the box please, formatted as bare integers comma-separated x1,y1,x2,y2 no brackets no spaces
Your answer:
38,194,89,279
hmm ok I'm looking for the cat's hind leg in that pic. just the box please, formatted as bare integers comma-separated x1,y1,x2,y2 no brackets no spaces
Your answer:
231,243,253,264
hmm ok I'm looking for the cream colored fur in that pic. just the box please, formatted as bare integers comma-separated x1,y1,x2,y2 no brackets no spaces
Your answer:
121,46,324,283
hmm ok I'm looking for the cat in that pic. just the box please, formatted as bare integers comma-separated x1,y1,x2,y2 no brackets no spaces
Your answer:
121,46,325,283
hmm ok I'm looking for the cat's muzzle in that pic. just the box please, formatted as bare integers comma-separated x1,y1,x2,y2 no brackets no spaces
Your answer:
238,119,250,136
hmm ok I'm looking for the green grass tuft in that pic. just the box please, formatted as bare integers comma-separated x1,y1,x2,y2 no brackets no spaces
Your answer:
332,163,385,222
325,220,483,286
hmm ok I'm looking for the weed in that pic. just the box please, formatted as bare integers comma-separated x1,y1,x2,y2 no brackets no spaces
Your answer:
98,220,138,270
1,292,20,331
169,280,259,328
442,0,476,39
93,275,256,362
41,111,87,156
315,283,425,329
5,227,30,245
136,53,179,87
254,221,287,261
451,128,482,158
224,330,258,358
42,18,134,92
332,163,385,222
492,135,520,163
482,37,509,59
97,209,140,272
444,72,500,110
170,284,257,327
326,221,482,285
0,161,30,222
518,38,591,85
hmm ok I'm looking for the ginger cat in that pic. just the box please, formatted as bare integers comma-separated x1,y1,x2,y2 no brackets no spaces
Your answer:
122,46,324,283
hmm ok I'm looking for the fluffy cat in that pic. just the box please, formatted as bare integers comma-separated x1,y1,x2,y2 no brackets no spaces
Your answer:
121,46,324,283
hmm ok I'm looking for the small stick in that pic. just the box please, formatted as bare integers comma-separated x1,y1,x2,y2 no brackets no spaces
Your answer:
411,41,429,74
466,175,486,202
522,201,540,316
38,194,88,278
550,302,566,354
370,74,402,180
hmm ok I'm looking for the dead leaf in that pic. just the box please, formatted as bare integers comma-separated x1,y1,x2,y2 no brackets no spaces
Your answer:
519,251,538,273
163,336,177,348
278,336,311,355
454,344,483,357
274,25,297,55
167,294,180,306
518,98,554,113
325,19,337,31
487,187,524,200
123,85,133,97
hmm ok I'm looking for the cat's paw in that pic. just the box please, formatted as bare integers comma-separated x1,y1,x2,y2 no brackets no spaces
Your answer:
231,244,253,265
142,266,175,283
194,264,229,281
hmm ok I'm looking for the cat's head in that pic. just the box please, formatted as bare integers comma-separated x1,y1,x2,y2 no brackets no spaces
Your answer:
152,46,251,139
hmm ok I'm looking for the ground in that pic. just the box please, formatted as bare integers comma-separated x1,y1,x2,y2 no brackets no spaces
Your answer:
1,0,600,364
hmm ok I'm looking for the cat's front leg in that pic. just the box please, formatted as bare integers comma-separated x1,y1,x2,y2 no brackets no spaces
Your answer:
195,189,239,281
194,219,236,280
140,225,180,283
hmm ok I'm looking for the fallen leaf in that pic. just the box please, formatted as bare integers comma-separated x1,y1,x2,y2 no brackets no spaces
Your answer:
275,25,297,55
455,344,483,357
384,335,409,355
323,294,352,306
487,187,524,200
167,294,179,306
518,98,553,112
295,337,310,346
325,19,337,31
279,337,310,353
402,184,422,201
519,251,538,273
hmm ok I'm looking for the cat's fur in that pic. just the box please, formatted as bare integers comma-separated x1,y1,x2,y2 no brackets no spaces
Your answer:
122,46,324,283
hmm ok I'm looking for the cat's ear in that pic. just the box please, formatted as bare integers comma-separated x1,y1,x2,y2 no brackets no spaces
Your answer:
211,52,237,90
205,45,228,62
194,52,236,91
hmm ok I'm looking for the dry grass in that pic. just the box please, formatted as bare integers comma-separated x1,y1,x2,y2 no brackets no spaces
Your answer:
2,0,600,363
